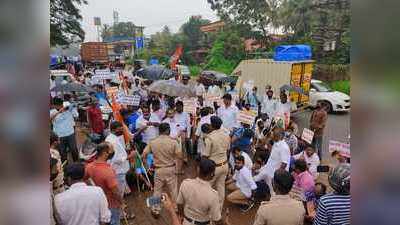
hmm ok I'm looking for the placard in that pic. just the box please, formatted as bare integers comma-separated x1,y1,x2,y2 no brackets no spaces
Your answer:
106,87,119,97
328,140,350,158
301,128,314,144
204,94,224,107
50,70,71,77
92,71,117,81
117,95,141,106
237,110,257,126
183,99,197,115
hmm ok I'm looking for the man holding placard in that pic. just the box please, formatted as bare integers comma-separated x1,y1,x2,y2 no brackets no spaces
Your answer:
217,94,239,132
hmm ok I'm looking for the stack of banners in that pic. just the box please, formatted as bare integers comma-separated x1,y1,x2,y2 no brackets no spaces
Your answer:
183,99,197,115
106,87,119,98
117,94,141,106
328,140,350,158
301,128,315,144
237,110,257,126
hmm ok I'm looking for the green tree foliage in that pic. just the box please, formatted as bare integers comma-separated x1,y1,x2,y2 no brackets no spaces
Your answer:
207,0,280,45
50,0,88,47
204,30,245,74
101,22,138,40
180,16,211,51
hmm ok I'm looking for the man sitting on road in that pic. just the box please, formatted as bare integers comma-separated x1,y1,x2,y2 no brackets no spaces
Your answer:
226,155,257,212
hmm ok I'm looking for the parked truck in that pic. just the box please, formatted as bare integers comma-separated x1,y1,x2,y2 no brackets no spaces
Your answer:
81,42,109,64
233,59,314,111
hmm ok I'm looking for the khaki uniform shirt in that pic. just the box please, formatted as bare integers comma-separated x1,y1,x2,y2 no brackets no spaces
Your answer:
143,135,182,167
203,129,230,164
177,178,221,222
50,148,65,194
253,195,305,225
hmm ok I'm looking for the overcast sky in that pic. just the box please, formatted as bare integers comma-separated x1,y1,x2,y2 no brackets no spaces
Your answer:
79,0,219,42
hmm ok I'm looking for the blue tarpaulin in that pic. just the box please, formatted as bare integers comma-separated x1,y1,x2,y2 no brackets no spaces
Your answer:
274,45,312,61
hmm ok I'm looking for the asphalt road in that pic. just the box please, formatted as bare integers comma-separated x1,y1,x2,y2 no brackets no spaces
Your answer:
292,109,350,163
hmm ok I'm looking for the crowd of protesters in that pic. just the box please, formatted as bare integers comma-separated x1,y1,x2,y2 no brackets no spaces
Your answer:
50,66,350,225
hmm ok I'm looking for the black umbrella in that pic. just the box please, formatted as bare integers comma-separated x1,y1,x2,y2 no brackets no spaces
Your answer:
50,82,95,93
137,65,176,80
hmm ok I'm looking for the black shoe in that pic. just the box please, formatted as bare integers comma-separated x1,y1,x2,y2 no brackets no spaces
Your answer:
240,201,255,213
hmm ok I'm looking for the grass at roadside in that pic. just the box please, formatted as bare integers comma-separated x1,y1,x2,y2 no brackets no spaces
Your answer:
330,80,350,95
189,65,202,77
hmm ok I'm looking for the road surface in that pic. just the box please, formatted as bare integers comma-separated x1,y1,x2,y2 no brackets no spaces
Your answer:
293,109,350,164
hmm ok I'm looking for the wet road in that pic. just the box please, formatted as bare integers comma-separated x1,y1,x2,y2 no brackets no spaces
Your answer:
292,109,350,163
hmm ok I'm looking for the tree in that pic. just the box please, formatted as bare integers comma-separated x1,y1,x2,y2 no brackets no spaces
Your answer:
205,30,245,74
50,0,88,47
101,22,138,41
180,16,211,51
207,0,281,45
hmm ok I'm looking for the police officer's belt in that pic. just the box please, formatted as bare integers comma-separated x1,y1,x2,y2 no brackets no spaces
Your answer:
154,164,175,169
184,216,210,225
215,161,227,167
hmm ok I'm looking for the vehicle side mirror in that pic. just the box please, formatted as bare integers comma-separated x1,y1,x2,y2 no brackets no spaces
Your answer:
310,88,316,92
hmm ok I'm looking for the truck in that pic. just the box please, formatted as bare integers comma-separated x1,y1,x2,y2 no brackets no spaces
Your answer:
81,42,109,64
233,59,314,111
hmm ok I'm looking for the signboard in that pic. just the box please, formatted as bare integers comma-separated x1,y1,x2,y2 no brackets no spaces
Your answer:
92,71,117,81
117,94,141,106
237,110,257,126
106,87,119,98
328,140,350,158
301,128,314,144
183,99,197,115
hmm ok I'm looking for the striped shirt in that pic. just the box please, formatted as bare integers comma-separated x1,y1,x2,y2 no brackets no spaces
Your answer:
314,193,351,225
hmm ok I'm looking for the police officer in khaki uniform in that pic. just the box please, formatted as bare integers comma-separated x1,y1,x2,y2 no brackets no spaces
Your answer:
177,158,224,225
253,169,305,225
202,116,230,209
142,123,182,212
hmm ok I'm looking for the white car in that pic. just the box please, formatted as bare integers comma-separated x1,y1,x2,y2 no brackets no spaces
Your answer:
309,79,350,113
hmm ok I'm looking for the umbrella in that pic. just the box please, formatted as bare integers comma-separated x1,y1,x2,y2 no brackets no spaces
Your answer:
50,82,95,93
280,84,307,95
136,65,176,80
147,80,196,97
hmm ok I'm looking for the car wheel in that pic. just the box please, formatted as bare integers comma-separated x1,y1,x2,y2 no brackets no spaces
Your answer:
322,101,333,113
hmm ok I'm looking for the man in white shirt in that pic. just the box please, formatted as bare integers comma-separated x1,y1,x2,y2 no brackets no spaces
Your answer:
195,108,212,156
195,80,206,97
275,92,292,127
254,128,291,196
163,108,181,139
174,101,191,161
226,155,257,212
50,97,79,162
136,105,161,145
260,89,277,118
229,147,253,171
293,145,320,179
217,94,239,131
55,163,111,225
105,121,135,195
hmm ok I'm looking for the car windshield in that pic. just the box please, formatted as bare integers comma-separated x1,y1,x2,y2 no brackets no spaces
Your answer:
313,82,333,92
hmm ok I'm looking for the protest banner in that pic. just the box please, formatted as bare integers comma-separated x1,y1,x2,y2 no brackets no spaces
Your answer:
237,110,257,126
301,128,314,144
50,70,71,77
204,94,224,107
183,99,197,115
92,72,117,81
106,87,119,98
117,95,141,106
329,140,350,158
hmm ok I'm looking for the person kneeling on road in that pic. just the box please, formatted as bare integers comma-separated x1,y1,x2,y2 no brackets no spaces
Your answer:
226,155,257,212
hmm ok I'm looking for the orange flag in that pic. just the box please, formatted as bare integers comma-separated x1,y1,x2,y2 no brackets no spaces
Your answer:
111,95,132,144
